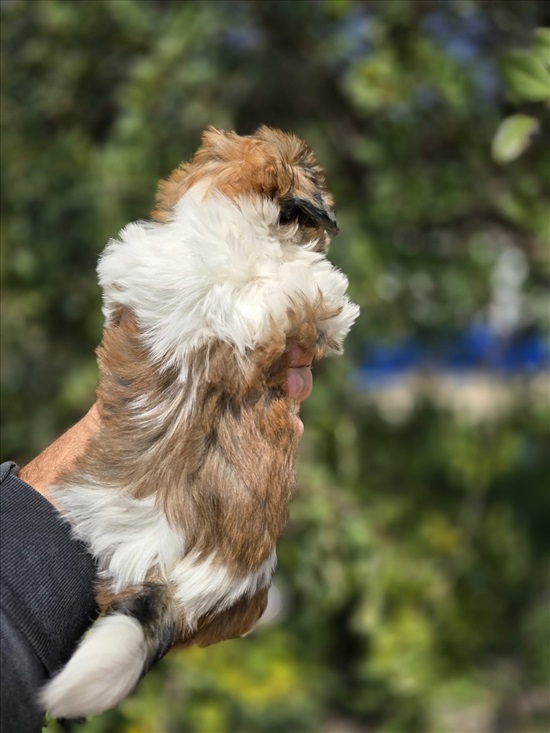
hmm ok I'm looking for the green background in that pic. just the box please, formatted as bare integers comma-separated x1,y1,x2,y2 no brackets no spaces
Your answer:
1,1,549,732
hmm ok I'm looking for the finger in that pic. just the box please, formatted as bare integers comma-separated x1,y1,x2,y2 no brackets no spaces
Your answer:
286,366,313,402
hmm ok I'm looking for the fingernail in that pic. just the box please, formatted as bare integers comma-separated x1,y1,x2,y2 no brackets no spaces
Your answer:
287,369,306,398
294,370,306,395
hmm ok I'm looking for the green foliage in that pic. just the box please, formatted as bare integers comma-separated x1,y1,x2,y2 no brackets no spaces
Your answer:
2,1,549,732
500,25,550,104
492,114,540,163
493,27,550,164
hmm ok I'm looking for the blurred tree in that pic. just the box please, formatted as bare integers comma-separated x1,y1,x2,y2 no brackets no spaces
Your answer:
1,1,549,731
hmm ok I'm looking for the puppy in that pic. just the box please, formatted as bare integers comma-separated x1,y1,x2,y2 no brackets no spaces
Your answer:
41,127,359,718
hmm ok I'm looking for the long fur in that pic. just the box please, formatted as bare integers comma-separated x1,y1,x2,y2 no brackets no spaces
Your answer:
41,615,149,718
40,127,359,718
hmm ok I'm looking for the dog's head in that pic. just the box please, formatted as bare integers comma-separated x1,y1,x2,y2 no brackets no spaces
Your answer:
152,126,338,252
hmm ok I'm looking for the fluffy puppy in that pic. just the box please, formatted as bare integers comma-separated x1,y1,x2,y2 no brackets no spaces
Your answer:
41,126,359,719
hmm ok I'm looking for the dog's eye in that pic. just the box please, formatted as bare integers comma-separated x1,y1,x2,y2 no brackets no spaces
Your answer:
279,206,316,229
279,206,299,226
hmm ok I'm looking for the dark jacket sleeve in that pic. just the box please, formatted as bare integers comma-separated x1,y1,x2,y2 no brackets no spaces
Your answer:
0,462,98,733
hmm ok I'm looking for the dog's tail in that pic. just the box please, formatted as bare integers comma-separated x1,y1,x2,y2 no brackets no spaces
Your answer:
40,584,176,719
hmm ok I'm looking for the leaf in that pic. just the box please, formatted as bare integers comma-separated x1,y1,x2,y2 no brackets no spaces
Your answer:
533,27,550,66
501,49,550,102
492,114,540,163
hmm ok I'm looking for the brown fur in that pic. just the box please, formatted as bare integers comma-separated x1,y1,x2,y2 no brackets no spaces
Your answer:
183,587,269,648
68,286,339,644
97,577,268,648
152,126,337,251
59,127,341,651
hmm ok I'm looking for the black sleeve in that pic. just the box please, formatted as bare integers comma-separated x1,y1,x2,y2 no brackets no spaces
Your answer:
0,462,98,733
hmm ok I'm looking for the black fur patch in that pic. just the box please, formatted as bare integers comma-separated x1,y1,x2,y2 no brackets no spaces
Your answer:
279,195,338,235
110,584,176,674
114,588,161,629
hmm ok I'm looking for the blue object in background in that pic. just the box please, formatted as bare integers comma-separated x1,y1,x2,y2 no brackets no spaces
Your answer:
440,323,497,372
358,324,550,390
496,332,550,375
358,339,425,389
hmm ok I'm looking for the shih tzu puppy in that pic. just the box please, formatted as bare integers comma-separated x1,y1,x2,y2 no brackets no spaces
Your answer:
41,126,359,718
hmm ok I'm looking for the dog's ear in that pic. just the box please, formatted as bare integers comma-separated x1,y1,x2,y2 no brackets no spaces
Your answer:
279,195,339,236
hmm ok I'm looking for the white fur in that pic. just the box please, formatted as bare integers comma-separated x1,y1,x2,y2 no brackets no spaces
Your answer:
44,187,358,718
52,479,276,626
47,480,276,717
51,480,185,592
40,614,148,718
97,190,359,376
171,549,277,627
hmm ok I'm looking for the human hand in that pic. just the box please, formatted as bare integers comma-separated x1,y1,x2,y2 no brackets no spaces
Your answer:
19,403,100,502
285,344,314,435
